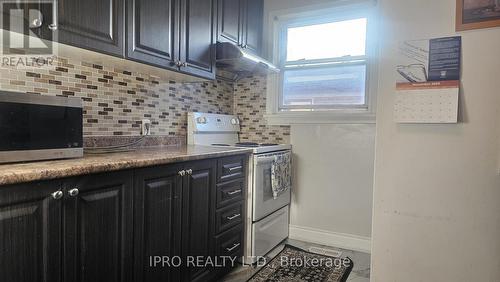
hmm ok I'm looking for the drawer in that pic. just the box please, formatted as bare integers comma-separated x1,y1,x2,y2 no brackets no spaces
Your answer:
216,202,243,234
217,155,246,182
215,225,243,258
216,179,244,208
252,206,289,258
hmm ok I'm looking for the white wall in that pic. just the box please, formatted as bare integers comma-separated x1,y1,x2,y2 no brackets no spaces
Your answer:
264,0,376,252
290,125,375,252
372,0,500,281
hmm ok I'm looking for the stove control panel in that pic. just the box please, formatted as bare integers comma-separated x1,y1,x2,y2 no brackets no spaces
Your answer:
188,112,240,133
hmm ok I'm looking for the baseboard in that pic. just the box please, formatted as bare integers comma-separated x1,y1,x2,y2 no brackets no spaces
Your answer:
289,225,371,254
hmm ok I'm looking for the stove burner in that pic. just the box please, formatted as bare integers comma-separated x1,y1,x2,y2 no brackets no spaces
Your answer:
261,143,278,146
212,143,230,146
235,142,260,148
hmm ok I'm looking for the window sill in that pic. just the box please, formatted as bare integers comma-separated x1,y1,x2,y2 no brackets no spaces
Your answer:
264,112,376,125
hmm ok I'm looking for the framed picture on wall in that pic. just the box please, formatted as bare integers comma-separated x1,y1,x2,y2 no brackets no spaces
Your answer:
456,0,500,31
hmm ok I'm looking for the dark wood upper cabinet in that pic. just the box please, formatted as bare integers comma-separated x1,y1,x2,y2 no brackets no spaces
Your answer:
217,0,263,55
126,0,179,69
63,171,133,282
182,160,217,282
217,0,243,46
55,0,125,56
179,0,217,79
133,165,183,282
11,0,265,80
243,0,263,55
0,181,62,282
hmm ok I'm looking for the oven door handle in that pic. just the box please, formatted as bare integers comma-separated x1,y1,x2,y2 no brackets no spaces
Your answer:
255,156,276,164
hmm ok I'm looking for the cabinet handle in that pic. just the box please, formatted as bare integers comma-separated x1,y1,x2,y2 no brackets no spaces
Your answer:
228,166,242,172
51,190,64,200
178,170,186,176
31,18,43,28
48,0,58,31
226,213,241,220
68,188,79,197
181,62,187,67
227,189,241,195
186,169,193,175
225,243,240,252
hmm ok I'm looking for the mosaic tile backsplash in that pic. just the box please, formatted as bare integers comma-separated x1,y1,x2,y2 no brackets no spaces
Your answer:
234,75,290,144
0,57,233,137
0,57,290,144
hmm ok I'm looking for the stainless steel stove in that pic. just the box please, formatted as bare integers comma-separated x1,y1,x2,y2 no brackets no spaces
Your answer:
188,112,292,264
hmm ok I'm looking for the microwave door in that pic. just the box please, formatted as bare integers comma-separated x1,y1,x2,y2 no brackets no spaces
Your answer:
252,153,291,221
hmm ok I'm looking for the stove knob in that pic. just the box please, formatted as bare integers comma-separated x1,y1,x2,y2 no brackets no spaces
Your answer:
231,118,239,125
197,117,207,124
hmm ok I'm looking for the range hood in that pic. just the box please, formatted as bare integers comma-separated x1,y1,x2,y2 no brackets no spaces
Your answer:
216,42,280,81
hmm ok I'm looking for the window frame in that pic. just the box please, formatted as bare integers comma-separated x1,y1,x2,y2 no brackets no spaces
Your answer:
265,1,379,125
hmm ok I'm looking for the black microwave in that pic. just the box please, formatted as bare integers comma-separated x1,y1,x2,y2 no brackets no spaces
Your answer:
0,91,83,164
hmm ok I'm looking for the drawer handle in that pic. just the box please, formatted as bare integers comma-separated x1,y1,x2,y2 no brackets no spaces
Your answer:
228,166,242,172
226,243,240,252
226,213,241,220
227,190,241,196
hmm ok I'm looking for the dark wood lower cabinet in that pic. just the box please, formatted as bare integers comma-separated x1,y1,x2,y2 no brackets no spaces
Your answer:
0,154,247,282
134,165,183,282
0,181,63,282
182,160,217,282
63,171,134,282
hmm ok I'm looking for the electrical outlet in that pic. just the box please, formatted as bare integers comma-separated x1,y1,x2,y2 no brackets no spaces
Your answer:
141,119,152,136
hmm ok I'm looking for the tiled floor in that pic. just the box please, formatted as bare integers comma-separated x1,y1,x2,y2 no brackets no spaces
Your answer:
221,239,371,282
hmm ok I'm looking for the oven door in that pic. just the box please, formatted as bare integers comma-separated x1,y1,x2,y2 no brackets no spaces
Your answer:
252,150,291,221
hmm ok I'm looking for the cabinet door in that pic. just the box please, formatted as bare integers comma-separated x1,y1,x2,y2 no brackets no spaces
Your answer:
63,171,133,282
217,0,243,46
242,0,263,55
0,181,62,282
134,165,183,282
182,160,217,282
179,0,217,79
53,0,125,56
126,0,179,69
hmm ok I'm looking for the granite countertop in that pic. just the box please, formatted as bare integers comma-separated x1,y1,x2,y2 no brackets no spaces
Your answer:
0,145,253,186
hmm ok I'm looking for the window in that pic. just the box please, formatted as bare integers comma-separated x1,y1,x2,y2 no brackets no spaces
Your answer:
280,17,369,111
265,3,378,124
